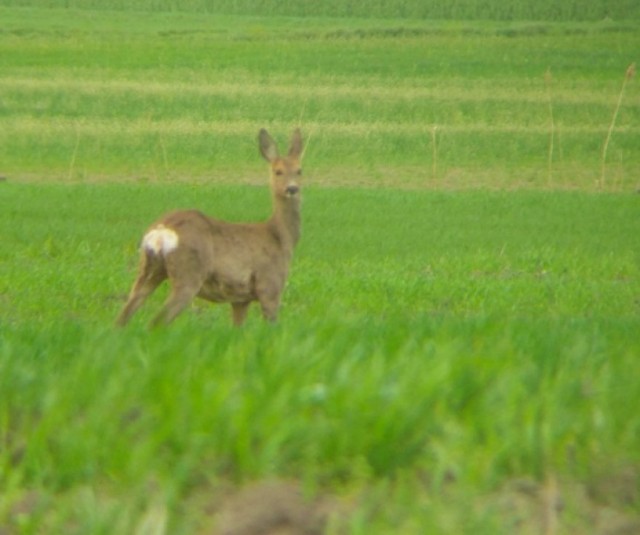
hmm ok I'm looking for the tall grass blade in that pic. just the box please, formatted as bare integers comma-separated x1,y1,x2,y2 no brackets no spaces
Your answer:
68,124,81,181
431,125,438,182
544,69,555,188
600,63,635,189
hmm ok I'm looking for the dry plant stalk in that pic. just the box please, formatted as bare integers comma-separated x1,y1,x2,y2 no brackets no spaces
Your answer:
431,125,438,182
68,125,81,181
159,137,169,179
544,68,555,187
541,473,561,535
600,63,636,189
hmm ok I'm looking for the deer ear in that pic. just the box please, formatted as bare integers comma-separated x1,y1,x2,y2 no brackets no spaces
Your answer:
288,128,303,159
259,129,279,162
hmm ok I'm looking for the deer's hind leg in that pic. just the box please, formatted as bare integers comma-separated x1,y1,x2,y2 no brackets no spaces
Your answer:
149,249,206,328
149,283,202,328
116,252,167,326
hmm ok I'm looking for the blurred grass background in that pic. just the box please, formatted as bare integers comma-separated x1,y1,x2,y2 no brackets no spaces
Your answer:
2,0,639,20
0,5,638,189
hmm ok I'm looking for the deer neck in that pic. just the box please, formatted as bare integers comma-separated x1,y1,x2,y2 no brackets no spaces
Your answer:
269,194,301,250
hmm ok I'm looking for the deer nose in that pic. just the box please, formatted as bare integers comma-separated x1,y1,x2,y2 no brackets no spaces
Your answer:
285,185,299,196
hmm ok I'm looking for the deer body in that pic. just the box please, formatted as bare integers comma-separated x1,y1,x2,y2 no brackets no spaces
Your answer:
116,129,303,327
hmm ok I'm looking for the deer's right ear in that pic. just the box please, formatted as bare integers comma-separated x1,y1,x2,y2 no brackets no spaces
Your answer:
288,128,303,159
259,129,279,162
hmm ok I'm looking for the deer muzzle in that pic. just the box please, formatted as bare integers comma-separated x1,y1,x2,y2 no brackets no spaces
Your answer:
285,184,300,196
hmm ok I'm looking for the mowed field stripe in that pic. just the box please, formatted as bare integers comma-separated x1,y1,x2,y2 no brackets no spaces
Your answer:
3,116,637,136
1,74,636,107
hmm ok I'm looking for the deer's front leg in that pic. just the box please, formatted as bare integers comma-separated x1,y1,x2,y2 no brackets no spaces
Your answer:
231,302,250,326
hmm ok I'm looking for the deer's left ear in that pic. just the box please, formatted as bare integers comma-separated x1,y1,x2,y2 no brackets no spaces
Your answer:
259,129,279,162
288,129,303,159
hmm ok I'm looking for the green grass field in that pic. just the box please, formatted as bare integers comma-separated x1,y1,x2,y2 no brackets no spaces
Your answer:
0,5,639,190
1,3,640,534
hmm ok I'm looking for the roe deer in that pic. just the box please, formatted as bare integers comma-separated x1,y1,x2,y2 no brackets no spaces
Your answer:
116,128,304,327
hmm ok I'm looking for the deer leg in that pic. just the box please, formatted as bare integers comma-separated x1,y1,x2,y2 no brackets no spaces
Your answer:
148,248,209,328
231,302,250,326
116,257,166,326
257,293,280,323
149,282,201,328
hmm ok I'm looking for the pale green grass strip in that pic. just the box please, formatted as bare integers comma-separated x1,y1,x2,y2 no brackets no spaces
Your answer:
1,73,637,107
2,117,637,137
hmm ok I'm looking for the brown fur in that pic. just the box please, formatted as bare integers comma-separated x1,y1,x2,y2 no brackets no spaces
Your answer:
116,129,303,328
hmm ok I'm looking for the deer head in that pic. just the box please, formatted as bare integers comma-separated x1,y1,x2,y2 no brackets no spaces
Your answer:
259,128,303,200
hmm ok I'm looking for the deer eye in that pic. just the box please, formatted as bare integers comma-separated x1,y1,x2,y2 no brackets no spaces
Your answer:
275,169,284,176
297,169,303,176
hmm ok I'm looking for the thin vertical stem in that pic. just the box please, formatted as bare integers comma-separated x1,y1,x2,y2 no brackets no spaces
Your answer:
159,137,169,178
431,126,438,182
68,124,81,181
544,69,555,188
601,63,635,189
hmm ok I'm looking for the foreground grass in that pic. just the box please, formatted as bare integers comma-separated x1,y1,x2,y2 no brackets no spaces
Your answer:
2,317,638,533
1,182,639,532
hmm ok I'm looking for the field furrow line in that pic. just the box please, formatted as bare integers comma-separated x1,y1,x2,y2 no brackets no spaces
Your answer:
1,117,638,137
1,75,636,106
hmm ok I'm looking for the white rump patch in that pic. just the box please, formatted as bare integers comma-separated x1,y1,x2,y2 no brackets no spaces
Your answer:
142,225,179,255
